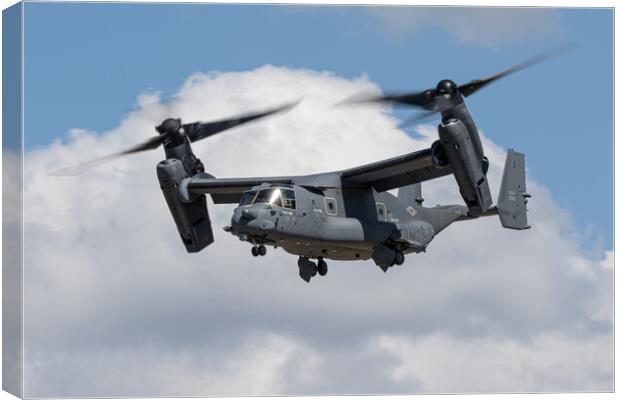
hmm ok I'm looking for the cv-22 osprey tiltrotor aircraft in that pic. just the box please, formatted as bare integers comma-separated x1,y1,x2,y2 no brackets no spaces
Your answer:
55,49,570,282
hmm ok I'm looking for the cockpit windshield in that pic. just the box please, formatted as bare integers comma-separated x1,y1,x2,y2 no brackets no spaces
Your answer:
254,188,282,207
238,190,257,206
241,187,296,209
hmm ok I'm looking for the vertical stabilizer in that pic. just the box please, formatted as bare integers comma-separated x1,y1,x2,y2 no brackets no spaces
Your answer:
398,183,422,206
497,150,531,230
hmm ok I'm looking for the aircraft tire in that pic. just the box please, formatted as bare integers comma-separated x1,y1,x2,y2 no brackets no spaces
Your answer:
317,260,328,276
251,246,259,257
394,252,405,266
311,263,318,277
258,245,267,256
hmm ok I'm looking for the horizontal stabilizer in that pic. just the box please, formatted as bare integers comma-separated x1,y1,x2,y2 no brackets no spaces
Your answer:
497,150,530,230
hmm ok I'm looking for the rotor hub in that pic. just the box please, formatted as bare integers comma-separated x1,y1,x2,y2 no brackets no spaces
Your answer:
156,118,182,135
436,79,457,95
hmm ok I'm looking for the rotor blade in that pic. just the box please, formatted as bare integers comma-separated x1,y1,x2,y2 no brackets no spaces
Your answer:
338,90,435,109
48,133,168,176
398,109,442,128
117,133,169,154
459,44,575,97
397,95,459,128
184,99,300,143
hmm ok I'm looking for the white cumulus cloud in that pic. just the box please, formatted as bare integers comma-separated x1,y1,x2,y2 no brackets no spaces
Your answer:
368,7,564,47
374,332,613,393
12,65,612,397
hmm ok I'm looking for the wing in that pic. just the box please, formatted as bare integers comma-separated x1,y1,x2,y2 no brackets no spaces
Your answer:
186,147,451,203
186,174,295,204
340,147,453,192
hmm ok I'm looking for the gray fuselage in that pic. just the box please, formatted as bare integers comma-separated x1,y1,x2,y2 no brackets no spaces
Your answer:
228,173,467,261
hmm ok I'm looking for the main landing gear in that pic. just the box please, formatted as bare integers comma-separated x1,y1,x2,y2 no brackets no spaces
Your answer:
317,259,328,276
251,245,267,257
394,251,405,266
372,244,406,272
297,256,328,283
381,251,405,271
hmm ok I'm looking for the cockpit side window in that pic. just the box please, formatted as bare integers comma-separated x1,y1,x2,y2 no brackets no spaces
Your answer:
239,190,257,206
282,189,296,209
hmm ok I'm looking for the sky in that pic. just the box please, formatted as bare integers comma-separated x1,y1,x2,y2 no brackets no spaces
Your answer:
9,3,614,397
22,3,613,251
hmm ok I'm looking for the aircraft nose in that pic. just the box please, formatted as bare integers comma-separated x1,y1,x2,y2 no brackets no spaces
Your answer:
241,208,259,220
231,205,277,234
250,219,276,231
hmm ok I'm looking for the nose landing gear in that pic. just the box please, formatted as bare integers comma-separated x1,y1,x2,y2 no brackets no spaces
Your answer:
251,245,267,257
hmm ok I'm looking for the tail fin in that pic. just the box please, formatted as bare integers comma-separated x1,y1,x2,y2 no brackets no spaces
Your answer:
398,183,423,206
497,149,531,230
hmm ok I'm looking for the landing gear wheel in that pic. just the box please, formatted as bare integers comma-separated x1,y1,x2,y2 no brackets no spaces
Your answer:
251,246,259,257
298,257,317,283
258,245,267,256
394,251,405,266
317,259,328,276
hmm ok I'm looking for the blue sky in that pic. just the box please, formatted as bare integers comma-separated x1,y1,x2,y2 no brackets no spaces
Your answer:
23,3,613,251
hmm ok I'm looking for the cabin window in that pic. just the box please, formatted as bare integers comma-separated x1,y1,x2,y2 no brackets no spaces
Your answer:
324,197,337,216
282,189,296,209
376,202,386,221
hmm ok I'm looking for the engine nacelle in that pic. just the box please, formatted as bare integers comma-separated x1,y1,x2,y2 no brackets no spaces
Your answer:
437,119,493,216
431,140,449,168
157,159,214,253
164,138,203,175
